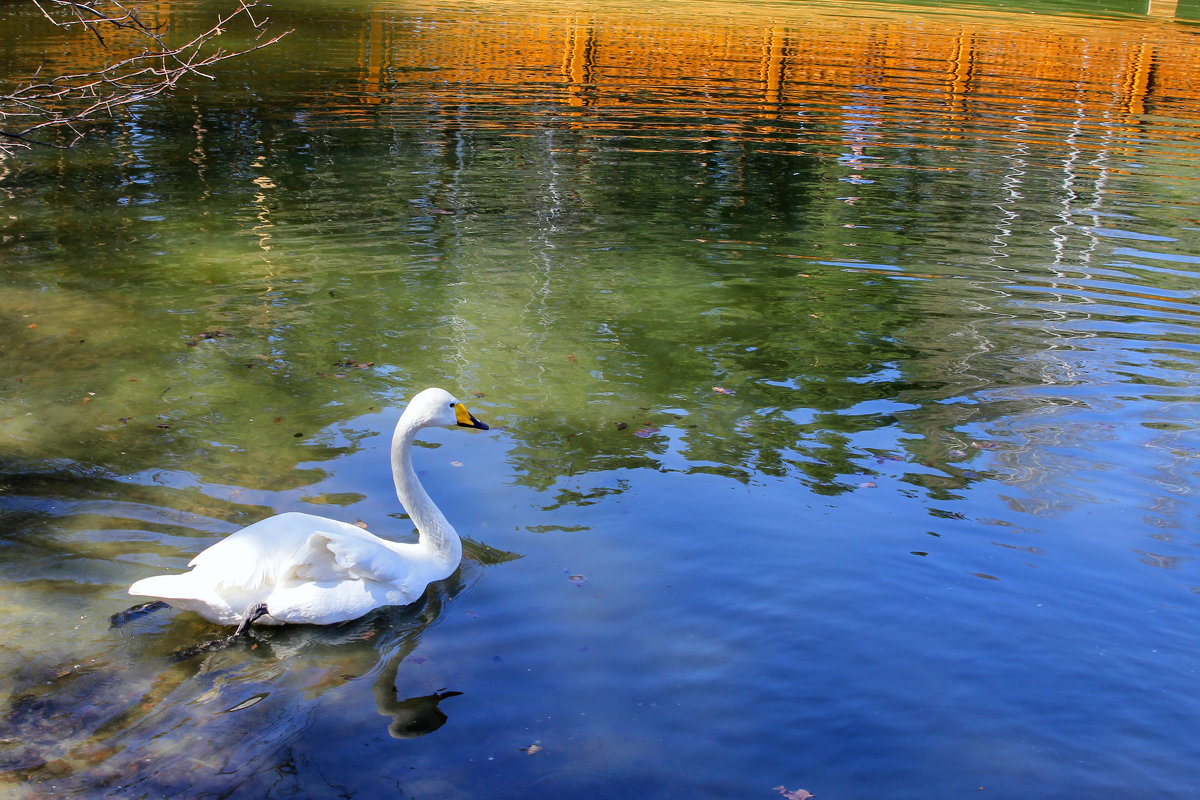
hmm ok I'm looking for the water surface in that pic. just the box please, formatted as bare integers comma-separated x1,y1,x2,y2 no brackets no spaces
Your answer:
2,0,1200,797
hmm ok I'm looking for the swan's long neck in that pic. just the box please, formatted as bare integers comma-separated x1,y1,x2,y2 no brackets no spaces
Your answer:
390,418,462,571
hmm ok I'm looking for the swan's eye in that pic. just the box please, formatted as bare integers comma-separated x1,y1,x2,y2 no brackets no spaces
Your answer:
449,402,456,408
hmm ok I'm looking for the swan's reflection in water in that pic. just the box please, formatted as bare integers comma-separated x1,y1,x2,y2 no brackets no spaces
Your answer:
376,687,463,738
188,570,467,736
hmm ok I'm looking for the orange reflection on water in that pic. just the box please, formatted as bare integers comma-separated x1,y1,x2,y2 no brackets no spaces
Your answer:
357,0,1200,155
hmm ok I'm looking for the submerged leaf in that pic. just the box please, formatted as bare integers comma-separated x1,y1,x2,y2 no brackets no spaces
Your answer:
223,693,268,713
334,358,375,369
186,329,229,347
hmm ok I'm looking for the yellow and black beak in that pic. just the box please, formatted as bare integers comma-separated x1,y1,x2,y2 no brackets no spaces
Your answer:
455,402,489,430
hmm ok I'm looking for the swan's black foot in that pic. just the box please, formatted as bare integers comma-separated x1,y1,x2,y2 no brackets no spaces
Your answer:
169,634,242,662
169,604,271,662
235,603,270,636
109,600,170,628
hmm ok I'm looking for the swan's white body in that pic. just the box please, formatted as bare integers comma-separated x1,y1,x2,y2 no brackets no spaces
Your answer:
128,388,488,627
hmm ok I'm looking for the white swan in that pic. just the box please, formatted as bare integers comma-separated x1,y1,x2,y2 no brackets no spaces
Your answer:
127,387,489,631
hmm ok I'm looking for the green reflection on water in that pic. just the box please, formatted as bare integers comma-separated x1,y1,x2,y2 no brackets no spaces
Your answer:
0,126,972,493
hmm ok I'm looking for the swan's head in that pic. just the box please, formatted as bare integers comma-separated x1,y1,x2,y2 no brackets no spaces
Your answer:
403,387,489,431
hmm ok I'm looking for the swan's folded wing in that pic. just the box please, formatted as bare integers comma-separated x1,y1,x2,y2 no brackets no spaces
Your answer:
187,532,279,590
292,531,412,585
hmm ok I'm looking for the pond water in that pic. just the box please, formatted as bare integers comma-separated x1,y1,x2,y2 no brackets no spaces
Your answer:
2,0,1200,796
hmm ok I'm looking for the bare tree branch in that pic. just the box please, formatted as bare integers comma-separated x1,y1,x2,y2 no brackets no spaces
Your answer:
1,0,291,155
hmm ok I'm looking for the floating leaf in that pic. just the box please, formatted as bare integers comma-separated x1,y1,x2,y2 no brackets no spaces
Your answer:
633,426,659,438
520,744,542,754
614,422,628,431
568,574,587,586
712,386,735,395
774,787,814,800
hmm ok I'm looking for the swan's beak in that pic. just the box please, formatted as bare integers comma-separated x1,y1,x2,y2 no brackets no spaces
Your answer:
455,403,489,430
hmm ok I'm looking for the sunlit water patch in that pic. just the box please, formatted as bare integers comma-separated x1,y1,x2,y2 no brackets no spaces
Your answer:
2,0,1200,797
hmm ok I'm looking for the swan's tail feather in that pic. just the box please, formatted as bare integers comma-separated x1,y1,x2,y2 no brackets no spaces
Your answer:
129,573,210,601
